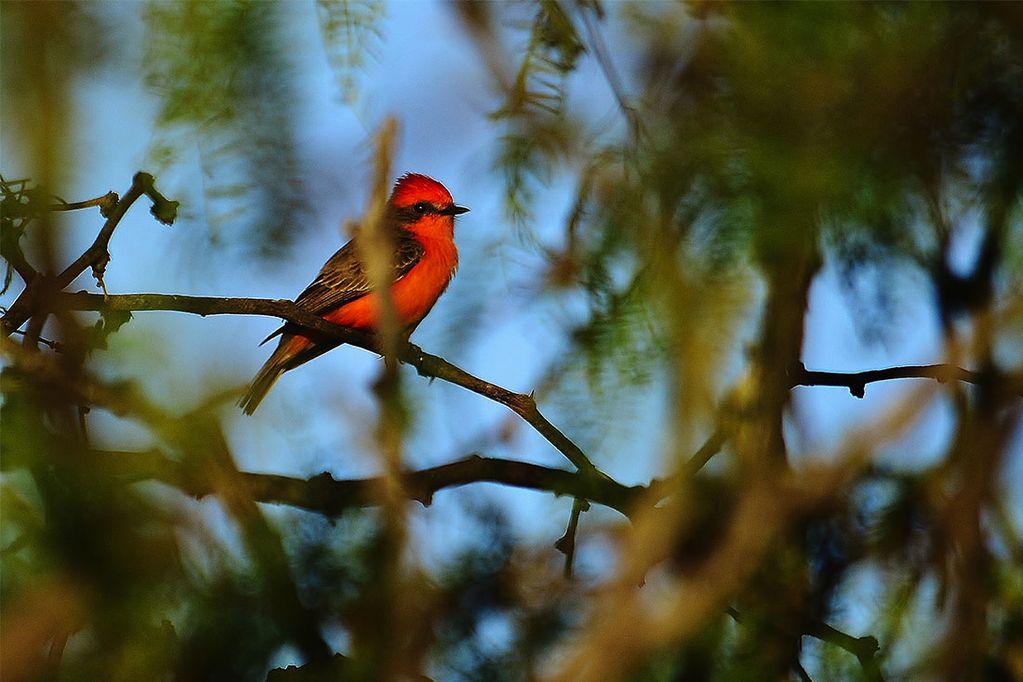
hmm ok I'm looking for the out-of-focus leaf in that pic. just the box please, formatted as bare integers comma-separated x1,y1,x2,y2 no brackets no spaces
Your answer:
142,0,307,260
316,0,386,106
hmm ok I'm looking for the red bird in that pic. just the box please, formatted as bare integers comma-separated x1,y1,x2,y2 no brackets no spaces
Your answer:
239,173,468,414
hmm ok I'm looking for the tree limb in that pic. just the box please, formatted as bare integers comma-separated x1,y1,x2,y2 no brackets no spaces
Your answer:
788,362,1011,398
51,291,613,479
30,290,1016,488
90,449,645,518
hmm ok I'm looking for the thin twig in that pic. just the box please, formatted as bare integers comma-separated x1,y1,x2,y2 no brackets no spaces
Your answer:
0,233,39,285
555,497,590,578
1,172,177,335
789,363,1001,397
49,191,119,217
0,177,40,285
808,620,883,681
9,328,61,351
727,606,883,681
55,173,171,292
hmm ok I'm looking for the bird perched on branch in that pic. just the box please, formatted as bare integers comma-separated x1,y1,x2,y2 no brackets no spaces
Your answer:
239,173,468,414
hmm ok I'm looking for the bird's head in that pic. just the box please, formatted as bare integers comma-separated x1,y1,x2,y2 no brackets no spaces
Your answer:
389,173,468,238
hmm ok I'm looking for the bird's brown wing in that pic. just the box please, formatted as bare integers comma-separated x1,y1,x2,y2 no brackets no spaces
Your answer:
294,236,423,315
259,234,424,345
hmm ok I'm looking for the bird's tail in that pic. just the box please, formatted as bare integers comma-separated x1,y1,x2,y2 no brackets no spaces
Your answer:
240,335,308,415
239,334,330,415
238,357,286,415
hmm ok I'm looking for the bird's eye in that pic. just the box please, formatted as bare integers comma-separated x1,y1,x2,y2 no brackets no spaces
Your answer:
413,202,429,214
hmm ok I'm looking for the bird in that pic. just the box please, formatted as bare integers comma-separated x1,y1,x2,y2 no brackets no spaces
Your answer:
239,173,468,414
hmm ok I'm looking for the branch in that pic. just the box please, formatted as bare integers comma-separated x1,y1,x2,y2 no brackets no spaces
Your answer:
51,291,613,479
788,362,1009,398
0,176,40,285
1,319,656,521
728,604,883,681
8,328,61,351
402,343,609,478
1,172,178,333
0,226,38,286
808,620,883,681
49,191,120,216
56,172,177,292
554,497,590,578
51,292,1014,481
1,328,647,518
90,449,644,518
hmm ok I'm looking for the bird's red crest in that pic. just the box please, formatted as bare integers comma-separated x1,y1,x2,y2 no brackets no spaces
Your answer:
390,173,453,208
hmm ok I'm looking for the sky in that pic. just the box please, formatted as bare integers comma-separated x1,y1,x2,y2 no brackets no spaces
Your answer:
3,1,1020,676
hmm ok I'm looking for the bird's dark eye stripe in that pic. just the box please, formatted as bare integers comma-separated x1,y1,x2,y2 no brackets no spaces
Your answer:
413,201,431,214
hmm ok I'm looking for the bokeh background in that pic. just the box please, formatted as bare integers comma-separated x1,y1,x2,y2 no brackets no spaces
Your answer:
3,2,1022,680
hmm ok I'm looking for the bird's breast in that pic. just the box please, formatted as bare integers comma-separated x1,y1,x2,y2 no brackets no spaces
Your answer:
324,237,457,331
390,237,458,324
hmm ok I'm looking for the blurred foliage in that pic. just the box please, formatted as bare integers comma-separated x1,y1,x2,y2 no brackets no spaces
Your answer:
316,0,385,107
143,0,308,259
491,1,588,227
3,2,1023,681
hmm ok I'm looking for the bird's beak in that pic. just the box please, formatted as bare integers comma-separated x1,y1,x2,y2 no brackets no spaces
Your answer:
442,204,470,216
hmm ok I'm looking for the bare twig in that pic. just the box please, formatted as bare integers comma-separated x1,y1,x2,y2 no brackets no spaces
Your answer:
55,172,175,294
1,172,177,335
809,620,883,681
788,363,1003,397
9,328,61,351
555,497,590,578
727,606,883,681
22,312,48,351
49,191,119,217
